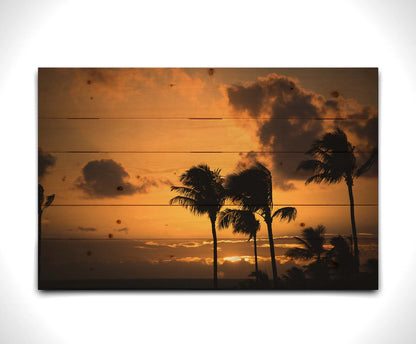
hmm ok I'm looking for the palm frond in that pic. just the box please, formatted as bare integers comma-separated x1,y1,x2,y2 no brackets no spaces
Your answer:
327,235,354,273
272,207,297,222
179,164,223,188
169,195,196,207
301,128,358,186
225,162,273,213
287,225,327,261
301,226,326,255
169,196,207,216
297,159,325,172
312,128,350,153
171,164,226,219
305,174,325,185
217,208,237,229
305,173,342,185
217,208,260,237
294,236,313,251
285,247,313,260
329,235,350,250
170,186,199,199
44,194,55,209
355,148,378,177
315,224,326,235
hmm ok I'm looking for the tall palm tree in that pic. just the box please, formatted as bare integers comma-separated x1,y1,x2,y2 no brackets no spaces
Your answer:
285,225,327,262
170,164,226,289
38,184,55,276
297,128,377,271
225,162,297,287
218,209,261,281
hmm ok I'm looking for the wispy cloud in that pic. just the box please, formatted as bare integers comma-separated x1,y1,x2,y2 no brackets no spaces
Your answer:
142,239,249,249
77,226,97,232
114,227,129,234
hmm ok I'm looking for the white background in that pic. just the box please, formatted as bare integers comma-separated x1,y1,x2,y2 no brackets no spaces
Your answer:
0,0,415,343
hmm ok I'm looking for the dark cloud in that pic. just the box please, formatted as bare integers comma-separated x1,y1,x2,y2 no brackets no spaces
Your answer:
114,227,129,233
38,148,56,179
75,159,171,198
226,74,378,189
78,226,97,232
342,104,378,151
227,83,264,117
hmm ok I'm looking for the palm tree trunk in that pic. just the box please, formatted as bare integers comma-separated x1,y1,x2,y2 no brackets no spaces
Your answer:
38,210,42,280
266,220,278,288
253,233,259,283
347,183,360,272
210,218,218,289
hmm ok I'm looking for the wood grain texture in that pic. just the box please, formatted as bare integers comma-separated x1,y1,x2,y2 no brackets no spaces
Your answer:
41,204,378,240
39,118,376,153
39,152,378,205
39,68,378,119
37,68,378,289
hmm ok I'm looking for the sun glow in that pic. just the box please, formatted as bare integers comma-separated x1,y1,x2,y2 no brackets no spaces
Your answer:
223,255,252,263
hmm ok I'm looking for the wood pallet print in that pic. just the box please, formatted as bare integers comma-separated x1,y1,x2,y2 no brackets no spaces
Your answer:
38,68,378,290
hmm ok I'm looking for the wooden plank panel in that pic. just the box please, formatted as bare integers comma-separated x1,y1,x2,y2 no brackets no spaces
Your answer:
39,203,378,284
38,68,226,119
39,152,378,205
39,118,376,152
38,68,378,119
40,205,378,240
38,68,378,289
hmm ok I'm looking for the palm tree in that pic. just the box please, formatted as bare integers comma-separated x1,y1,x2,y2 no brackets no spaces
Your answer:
326,235,354,278
297,128,377,271
38,184,55,276
286,225,329,283
170,164,226,289
38,184,55,238
225,162,297,287
282,267,306,288
218,209,261,281
285,225,327,262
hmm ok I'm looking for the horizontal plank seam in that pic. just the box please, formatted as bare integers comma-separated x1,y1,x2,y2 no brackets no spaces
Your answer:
42,150,376,154
49,204,378,207
38,117,374,120
40,236,378,241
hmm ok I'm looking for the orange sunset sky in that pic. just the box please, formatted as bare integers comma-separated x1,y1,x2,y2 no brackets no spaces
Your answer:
38,68,378,239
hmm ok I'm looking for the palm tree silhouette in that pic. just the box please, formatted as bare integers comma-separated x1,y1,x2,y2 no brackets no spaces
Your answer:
225,162,297,287
282,267,306,288
38,184,55,236
218,209,261,281
297,128,377,271
170,164,226,289
38,184,55,276
285,225,327,262
326,235,354,278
